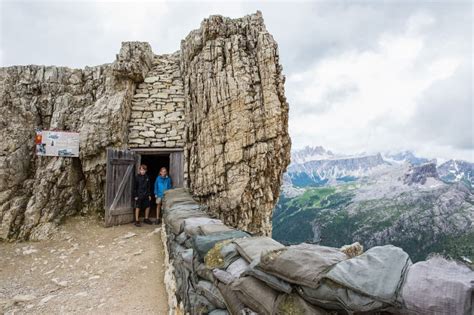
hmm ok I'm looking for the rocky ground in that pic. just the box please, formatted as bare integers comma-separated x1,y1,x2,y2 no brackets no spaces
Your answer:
0,216,169,314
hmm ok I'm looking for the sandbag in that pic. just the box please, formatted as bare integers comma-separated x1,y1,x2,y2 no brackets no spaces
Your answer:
166,203,201,214
164,204,203,215
401,257,474,315
167,210,209,235
259,243,348,288
275,293,328,315
233,236,284,263
193,230,250,259
165,201,199,214
195,262,216,283
196,280,227,309
167,200,198,211
213,269,235,285
183,237,194,249
170,242,187,259
183,217,224,236
165,200,196,211
325,245,411,304
217,282,248,315
175,232,187,245
173,259,192,306
205,240,241,269
188,289,216,314
297,280,386,312
181,248,194,272
163,189,195,208
220,243,241,268
200,223,234,235
231,276,279,315
242,259,292,294
163,187,189,198
163,206,200,221
226,258,249,279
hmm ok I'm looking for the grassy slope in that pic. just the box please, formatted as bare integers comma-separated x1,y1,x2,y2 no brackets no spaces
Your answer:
272,185,474,262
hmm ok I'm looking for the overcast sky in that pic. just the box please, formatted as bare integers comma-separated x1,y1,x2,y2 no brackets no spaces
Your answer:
1,0,472,162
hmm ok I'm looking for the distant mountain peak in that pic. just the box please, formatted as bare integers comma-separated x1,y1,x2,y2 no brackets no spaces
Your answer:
438,159,474,189
383,150,431,166
291,146,335,164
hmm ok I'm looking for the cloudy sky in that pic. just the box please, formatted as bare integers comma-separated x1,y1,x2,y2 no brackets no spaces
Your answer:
1,0,472,162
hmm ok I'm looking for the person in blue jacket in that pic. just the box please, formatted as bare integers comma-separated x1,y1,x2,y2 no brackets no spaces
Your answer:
154,167,172,224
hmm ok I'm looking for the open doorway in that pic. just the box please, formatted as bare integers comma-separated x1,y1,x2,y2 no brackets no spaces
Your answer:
105,148,184,227
140,154,170,219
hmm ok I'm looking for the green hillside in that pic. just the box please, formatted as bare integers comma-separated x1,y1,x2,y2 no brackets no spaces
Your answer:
272,184,474,262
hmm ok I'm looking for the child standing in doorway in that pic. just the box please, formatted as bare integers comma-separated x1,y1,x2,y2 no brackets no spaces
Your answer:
133,164,152,227
154,167,172,224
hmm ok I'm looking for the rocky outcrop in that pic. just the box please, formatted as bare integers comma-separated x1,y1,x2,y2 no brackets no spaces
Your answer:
0,42,153,240
181,12,291,236
363,183,474,255
403,162,439,185
0,12,291,240
438,159,474,189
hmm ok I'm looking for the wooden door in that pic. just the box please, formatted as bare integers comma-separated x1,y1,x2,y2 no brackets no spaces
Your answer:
105,148,136,227
169,151,184,188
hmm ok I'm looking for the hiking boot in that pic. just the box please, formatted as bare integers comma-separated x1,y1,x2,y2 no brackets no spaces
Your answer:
134,221,141,227
144,218,152,225
154,219,161,225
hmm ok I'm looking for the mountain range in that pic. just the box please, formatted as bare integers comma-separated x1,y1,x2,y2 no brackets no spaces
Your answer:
284,146,473,189
273,146,474,262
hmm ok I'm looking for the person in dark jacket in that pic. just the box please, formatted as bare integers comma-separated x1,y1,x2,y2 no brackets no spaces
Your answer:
154,167,172,224
133,164,152,227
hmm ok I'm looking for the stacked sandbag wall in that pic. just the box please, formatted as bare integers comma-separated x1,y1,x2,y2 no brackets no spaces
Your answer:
162,188,474,315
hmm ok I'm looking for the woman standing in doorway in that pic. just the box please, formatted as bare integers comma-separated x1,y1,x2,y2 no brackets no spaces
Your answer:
154,167,172,224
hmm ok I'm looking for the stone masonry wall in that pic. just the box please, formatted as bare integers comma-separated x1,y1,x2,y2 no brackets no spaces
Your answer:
128,53,185,148
181,12,291,236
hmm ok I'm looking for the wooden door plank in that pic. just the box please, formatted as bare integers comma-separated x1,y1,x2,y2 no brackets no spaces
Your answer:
109,163,134,211
104,148,136,227
169,152,184,188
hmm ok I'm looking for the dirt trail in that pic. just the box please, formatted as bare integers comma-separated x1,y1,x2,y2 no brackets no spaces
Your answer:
0,217,169,314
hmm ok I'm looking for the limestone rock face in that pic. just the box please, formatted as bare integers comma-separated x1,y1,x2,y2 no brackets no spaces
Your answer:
0,12,290,240
0,42,153,240
181,12,291,235
404,162,439,185
112,42,154,82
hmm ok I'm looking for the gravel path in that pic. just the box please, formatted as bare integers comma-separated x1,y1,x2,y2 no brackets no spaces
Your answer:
0,217,169,314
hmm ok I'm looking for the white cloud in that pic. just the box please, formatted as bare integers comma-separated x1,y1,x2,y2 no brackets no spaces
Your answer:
287,10,470,161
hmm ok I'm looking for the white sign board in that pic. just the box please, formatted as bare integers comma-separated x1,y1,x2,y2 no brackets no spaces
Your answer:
35,130,80,157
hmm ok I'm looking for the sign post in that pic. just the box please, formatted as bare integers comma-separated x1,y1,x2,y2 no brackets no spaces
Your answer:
35,130,80,157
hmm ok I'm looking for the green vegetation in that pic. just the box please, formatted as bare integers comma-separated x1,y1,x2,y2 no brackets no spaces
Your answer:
272,185,473,262
272,186,354,245
425,232,474,264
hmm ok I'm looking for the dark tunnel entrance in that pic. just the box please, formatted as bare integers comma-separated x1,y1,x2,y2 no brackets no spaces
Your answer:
139,153,170,219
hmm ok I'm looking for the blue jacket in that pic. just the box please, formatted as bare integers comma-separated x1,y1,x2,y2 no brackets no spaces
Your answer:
154,175,172,198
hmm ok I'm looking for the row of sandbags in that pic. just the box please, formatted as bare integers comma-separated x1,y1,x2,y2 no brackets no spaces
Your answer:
162,188,474,315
